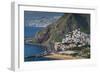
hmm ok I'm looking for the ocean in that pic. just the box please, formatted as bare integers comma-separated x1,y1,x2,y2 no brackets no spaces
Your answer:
24,26,53,61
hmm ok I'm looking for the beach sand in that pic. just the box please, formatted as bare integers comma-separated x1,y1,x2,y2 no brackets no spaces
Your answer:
44,54,78,60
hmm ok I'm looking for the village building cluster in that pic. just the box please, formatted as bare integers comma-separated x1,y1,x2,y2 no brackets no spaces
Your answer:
54,28,90,51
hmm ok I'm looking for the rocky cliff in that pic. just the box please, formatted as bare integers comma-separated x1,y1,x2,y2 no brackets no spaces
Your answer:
31,13,90,48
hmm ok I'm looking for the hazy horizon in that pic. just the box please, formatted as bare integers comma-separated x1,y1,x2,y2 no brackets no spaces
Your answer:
24,11,64,27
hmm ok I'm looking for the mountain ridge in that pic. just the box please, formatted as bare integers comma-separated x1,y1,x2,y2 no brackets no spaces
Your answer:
29,13,90,49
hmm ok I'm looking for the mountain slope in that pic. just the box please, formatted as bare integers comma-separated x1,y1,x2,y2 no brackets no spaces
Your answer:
31,13,90,48
34,14,71,44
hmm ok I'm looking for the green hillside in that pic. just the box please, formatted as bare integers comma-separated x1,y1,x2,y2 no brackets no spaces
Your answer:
30,13,90,48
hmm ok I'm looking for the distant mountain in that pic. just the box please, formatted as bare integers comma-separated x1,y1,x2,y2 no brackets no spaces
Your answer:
30,13,90,48
26,16,62,27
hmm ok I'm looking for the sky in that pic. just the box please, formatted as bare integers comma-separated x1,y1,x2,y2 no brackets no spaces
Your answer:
24,11,64,27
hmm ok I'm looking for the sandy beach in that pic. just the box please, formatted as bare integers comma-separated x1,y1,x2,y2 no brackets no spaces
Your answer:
44,54,78,60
